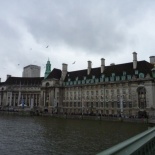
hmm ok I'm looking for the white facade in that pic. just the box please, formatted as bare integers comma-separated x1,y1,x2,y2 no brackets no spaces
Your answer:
22,65,41,77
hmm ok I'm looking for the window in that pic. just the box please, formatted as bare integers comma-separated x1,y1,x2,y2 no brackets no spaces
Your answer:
123,71,126,75
129,102,132,108
46,82,50,87
117,102,120,108
137,87,146,109
135,70,138,75
91,79,94,83
139,73,144,78
112,73,115,76
127,75,131,80
110,77,114,81
105,77,109,82
111,102,114,108
116,76,120,81
121,76,126,80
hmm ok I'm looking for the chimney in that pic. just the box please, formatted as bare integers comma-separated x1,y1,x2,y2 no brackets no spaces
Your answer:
61,63,68,80
87,61,92,75
101,58,105,73
150,56,155,64
7,74,11,79
133,52,137,69
0,78,1,83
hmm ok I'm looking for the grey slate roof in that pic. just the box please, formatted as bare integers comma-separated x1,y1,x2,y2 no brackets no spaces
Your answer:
64,60,154,81
4,77,44,85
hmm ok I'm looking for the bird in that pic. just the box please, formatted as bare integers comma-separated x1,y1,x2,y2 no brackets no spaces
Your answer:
46,45,49,48
72,61,76,64
30,48,32,50
18,64,20,66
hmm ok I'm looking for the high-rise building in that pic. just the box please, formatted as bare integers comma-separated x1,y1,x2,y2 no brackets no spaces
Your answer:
22,65,41,77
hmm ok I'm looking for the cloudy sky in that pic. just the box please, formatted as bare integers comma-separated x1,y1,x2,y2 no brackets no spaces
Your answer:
0,0,155,82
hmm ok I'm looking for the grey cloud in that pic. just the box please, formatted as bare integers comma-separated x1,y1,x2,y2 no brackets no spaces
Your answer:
0,0,155,81
19,0,155,57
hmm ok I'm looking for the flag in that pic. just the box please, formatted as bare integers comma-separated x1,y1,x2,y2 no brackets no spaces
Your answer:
21,99,24,108
30,98,34,109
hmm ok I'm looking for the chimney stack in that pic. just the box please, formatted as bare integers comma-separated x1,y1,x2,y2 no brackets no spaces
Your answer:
133,52,137,69
150,56,155,64
7,75,11,79
87,61,92,75
61,63,68,80
101,58,105,73
0,78,1,83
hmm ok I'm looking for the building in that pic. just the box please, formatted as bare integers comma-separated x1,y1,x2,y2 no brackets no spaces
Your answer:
0,76,44,110
22,65,41,77
0,52,155,117
40,52,155,117
44,59,51,79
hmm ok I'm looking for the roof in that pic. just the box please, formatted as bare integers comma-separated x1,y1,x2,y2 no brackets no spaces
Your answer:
64,60,154,81
4,77,44,85
24,65,41,69
46,68,62,80
0,82,5,86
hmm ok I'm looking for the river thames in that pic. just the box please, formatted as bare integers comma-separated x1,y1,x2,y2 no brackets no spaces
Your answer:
0,115,148,155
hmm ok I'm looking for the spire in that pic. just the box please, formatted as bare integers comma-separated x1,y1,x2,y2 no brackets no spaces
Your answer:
44,59,51,78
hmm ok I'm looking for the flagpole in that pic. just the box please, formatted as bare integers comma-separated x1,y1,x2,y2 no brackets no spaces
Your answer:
18,81,21,106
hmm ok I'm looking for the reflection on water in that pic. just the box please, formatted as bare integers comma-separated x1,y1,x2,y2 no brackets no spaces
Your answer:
0,115,147,155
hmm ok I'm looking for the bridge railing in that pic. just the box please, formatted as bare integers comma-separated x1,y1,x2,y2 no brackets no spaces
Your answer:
97,126,155,155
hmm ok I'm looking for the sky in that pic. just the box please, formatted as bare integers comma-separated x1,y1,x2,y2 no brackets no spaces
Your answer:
0,0,155,82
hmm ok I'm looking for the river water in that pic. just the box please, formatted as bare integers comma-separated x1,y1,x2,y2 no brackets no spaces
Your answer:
0,115,147,155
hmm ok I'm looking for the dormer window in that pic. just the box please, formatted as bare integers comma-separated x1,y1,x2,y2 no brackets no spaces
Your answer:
123,71,126,75
110,77,114,81
112,73,115,76
127,75,131,80
101,74,104,78
116,76,120,81
135,70,138,75
139,73,144,78
105,77,109,82
121,76,126,80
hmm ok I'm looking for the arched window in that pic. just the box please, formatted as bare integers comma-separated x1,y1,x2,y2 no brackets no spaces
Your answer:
137,87,146,109
46,82,50,87
139,73,144,78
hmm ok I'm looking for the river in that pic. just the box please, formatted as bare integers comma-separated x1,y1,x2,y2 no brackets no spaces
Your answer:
0,115,148,155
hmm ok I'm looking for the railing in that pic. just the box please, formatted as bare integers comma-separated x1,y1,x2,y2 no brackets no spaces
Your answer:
97,126,155,155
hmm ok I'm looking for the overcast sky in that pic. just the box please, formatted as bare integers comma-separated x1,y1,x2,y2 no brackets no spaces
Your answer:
0,0,155,82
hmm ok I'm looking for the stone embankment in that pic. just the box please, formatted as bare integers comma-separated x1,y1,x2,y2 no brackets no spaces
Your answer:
0,109,151,124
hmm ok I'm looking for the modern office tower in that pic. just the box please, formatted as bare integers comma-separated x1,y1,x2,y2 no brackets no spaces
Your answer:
22,65,41,77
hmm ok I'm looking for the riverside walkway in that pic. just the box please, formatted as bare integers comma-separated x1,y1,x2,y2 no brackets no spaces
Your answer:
97,126,155,155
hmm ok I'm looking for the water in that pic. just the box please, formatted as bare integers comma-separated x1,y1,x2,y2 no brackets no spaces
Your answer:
0,115,147,155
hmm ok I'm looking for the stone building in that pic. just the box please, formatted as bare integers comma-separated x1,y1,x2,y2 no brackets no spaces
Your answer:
41,52,155,117
0,76,43,110
0,52,155,117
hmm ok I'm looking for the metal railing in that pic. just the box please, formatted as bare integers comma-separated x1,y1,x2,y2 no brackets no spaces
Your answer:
97,126,155,155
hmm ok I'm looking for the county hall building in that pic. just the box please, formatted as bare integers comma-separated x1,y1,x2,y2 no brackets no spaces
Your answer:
0,52,155,117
